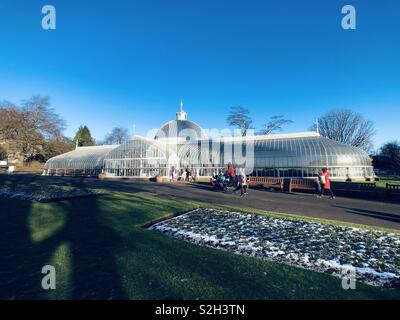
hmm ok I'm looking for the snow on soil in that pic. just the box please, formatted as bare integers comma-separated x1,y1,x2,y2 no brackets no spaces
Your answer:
0,184,101,202
149,208,400,289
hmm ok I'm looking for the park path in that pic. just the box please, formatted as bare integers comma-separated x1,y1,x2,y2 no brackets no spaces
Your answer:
93,179,400,230
2,174,400,230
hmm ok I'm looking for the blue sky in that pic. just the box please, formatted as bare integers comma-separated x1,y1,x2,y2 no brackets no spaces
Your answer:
0,0,399,149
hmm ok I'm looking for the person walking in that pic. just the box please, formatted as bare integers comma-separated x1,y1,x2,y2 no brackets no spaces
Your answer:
169,166,177,182
190,167,196,182
314,171,322,196
185,167,190,182
242,169,248,196
319,167,335,199
234,168,247,196
227,163,235,187
235,166,241,188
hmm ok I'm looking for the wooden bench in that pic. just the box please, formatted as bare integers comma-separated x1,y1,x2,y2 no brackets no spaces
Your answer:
386,183,400,196
289,178,315,192
248,177,284,191
331,182,376,193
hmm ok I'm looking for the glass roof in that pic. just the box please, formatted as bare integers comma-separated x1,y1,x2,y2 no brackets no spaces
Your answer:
44,145,118,170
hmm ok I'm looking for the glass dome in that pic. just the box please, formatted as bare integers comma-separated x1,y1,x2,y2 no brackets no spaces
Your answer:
155,119,207,141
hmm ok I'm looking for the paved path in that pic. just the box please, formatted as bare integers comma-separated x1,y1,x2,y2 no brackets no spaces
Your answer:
92,179,400,230
2,174,400,230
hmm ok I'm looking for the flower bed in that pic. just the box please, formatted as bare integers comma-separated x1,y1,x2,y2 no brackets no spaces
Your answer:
149,208,400,289
0,184,102,202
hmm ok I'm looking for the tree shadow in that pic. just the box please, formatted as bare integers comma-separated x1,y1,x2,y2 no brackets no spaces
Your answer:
0,175,128,300
54,196,128,299
0,198,42,299
332,205,400,224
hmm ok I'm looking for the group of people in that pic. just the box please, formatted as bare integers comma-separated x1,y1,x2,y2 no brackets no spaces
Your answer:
314,167,335,199
211,163,249,197
171,163,334,200
169,166,197,183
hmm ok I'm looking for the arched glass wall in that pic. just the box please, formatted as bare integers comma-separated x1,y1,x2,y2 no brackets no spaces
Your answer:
248,136,373,178
103,137,168,177
173,136,373,179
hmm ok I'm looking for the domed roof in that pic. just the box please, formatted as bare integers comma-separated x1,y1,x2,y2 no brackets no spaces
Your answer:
154,101,207,140
155,119,206,140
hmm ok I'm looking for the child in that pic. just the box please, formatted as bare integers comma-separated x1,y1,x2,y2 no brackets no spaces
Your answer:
314,173,322,196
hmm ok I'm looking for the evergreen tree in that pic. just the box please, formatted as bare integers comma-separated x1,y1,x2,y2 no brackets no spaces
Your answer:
73,125,95,147
373,141,400,172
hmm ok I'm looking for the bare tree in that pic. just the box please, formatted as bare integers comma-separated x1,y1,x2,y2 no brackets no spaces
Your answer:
259,115,293,135
21,95,65,140
0,103,24,140
227,106,253,136
104,126,129,145
311,109,375,152
0,95,66,161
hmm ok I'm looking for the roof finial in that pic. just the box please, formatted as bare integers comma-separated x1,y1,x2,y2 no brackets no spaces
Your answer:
176,100,187,120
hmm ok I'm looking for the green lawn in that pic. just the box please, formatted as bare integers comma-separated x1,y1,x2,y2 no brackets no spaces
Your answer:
1,190,400,300
375,175,400,189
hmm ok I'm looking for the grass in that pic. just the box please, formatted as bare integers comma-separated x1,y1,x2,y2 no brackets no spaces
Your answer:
15,161,44,173
375,175,400,189
1,187,400,300
342,175,400,189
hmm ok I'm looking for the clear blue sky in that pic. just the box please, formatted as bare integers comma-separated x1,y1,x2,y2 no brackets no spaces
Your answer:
0,0,399,149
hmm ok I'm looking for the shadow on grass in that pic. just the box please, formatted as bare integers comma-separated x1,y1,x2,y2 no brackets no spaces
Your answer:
0,198,40,299
0,176,128,300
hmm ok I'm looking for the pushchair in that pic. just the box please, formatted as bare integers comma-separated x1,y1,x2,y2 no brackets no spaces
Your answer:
214,174,235,192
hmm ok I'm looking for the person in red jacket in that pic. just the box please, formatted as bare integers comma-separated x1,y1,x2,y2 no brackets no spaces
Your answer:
227,163,235,186
319,167,335,199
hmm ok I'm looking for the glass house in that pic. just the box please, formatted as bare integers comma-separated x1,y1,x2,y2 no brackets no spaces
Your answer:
43,103,374,179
